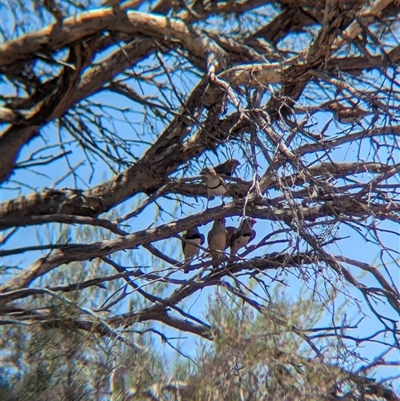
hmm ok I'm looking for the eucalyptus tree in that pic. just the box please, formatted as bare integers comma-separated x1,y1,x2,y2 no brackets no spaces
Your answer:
1,0,399,399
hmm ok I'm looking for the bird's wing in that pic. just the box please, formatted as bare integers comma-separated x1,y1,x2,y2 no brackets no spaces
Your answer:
249,229,256,243
219,176,228,190
225,226,236,249
207,229,213,246
183,230,203,251
230,230,240,247
214,161,228,175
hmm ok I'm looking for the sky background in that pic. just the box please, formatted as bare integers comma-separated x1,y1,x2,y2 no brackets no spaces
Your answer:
1,0,399,393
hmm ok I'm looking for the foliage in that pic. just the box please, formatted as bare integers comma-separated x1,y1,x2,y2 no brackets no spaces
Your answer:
1,0,399,399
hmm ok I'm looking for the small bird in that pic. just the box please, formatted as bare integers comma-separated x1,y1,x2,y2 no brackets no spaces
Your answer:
0,106,25,124
182,227,204,273
200,167,227,207
214,159,240,177
230,218,257,258
329,102,370,125
225,226,236,250
207,218,228,268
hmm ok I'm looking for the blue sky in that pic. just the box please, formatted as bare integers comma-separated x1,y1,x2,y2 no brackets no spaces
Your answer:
1,0,399,392
2,103,398,389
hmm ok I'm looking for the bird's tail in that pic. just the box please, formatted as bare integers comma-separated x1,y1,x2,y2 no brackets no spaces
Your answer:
182,260,191,273
211,251,224,269
229,244,239,262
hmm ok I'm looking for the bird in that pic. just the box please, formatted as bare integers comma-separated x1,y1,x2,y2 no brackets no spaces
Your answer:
214,159,240,177
207,218,228,268
0,107,25,124
200,167,227,207
225,226,236,250
230,218,257,258
182,227,204,273
328,102,370,125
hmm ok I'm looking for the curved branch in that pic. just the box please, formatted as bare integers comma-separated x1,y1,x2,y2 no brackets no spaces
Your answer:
0,214,128,235
1,9,226,68
2,192,400,295
2,157,396,225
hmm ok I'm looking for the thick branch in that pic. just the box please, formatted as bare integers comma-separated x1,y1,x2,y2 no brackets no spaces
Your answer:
2,196,399,295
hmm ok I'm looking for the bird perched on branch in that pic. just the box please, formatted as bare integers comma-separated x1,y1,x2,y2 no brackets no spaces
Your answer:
225,226,236,250
200,167,227,207
214,159,240,177
329,102,370,125
230,218,257,258
207,218,228,268
182,227,204,273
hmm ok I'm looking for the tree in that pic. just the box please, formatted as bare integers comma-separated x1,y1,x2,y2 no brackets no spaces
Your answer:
1,0,399,399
